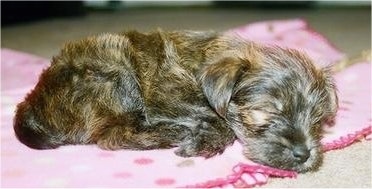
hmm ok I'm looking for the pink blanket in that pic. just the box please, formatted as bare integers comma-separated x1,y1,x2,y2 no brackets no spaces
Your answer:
1,19,371,188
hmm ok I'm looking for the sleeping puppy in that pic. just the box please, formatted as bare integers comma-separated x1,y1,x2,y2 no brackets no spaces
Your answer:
14,30,338,172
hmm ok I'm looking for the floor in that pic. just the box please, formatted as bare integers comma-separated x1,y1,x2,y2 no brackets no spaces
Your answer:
2,7,371,58
2,6,371,188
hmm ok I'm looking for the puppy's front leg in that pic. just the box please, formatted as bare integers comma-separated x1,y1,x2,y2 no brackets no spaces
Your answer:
97,114,235,158
175,119,236,158
97,115,191,151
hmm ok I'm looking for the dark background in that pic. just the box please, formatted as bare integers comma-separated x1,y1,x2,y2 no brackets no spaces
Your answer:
1,1,359,26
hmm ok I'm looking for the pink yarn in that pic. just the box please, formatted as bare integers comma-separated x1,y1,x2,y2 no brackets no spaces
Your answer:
1,19,370,188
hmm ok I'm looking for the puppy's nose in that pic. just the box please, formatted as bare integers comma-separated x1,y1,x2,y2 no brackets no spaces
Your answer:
292,145,310,163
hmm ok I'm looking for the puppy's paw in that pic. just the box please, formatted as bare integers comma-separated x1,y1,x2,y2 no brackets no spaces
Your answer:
174,144,196,157
174,139,226,158
97,139,122,151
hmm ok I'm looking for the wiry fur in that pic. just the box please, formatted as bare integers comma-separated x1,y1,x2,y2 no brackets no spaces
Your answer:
14,30,338,172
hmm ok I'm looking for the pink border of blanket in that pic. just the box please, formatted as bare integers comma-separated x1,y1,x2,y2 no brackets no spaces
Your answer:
185,126,372,188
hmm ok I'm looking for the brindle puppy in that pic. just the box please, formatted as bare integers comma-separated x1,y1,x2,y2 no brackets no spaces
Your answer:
14,30,338,172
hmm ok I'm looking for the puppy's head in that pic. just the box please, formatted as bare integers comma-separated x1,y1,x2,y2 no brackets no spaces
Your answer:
200,42,338,172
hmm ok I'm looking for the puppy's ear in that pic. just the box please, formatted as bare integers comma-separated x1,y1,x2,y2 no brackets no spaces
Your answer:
199,57,247,118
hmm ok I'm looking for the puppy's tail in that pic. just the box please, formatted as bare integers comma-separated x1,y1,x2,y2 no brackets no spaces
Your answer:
14,102,59,150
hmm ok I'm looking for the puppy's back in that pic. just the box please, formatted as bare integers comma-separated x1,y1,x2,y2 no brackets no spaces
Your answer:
14,33,142,149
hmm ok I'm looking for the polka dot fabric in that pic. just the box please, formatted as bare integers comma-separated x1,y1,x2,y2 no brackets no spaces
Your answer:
1,19,371,188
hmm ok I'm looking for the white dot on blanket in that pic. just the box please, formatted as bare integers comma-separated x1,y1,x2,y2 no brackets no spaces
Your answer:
34,157,56,165
69,165,93,173
342,73,358,83
58,147,80,153
43,178,69,187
